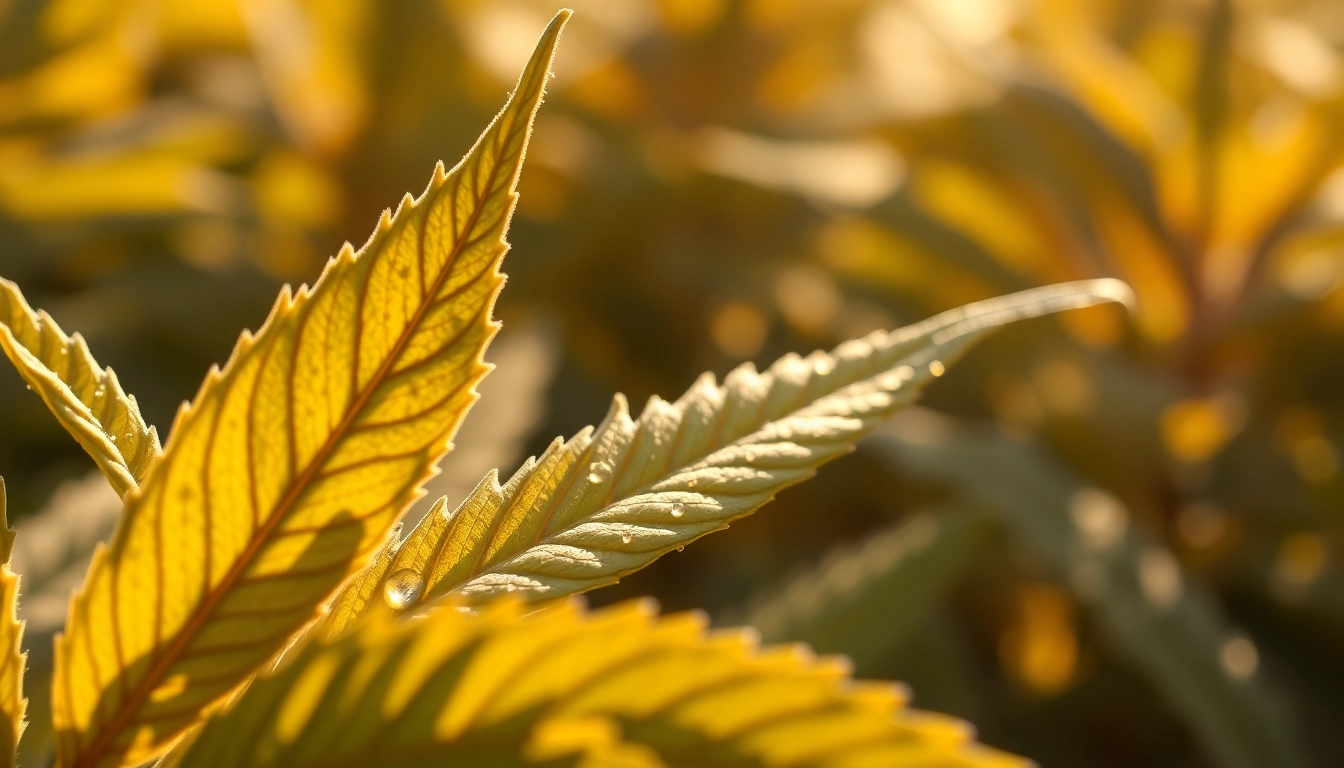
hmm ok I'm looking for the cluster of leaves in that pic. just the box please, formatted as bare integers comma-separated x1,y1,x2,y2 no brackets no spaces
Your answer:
0,10,1136,768
2,0,1342,766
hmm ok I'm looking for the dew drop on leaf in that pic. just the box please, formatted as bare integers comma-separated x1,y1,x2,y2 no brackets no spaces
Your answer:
670,503,685,518
621,533,632,544
383,569,423,610
587,461,612,484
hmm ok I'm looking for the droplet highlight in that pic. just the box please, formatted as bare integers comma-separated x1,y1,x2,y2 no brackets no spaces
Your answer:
929,360,946,377
670,503,685,518
587,461,612,484
383,569,423,610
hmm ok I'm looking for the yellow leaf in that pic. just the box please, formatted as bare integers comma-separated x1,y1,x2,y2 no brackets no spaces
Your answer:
0,481,23,768
0,279,162,498
177,600,1028,768
317,280,1132,633
51,11,571,768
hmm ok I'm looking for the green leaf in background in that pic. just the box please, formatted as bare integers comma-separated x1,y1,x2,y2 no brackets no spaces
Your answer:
740,503,989,672
871,410,1308,768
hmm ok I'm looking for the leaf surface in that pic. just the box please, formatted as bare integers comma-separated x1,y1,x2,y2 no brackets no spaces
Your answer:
319,279,1132,631
0,279,161,497
51,12,570,768
0,480,24,768
179,599,1027,768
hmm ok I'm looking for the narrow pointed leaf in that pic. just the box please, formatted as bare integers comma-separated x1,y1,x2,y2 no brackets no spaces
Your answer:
323,279,1132,627
51,12,570,768
0,479,25,768
0,279,161,497
179,600,1027,768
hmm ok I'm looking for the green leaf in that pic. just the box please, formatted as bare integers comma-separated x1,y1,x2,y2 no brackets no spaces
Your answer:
179,599,1028,768
0,278,162,497
317,279,1132,634
871,410,1308,768
741,503,989,672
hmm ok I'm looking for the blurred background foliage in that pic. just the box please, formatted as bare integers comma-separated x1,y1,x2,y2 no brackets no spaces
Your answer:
0,0,1341,765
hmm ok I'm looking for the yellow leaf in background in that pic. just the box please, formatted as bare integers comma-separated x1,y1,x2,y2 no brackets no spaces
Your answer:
314,280,1132,636
0,479,24,768
179,600,1029,768
0,36,142,126
246,0,373,157
1030,0,1186,158
51,11,570,768
0,279,162,498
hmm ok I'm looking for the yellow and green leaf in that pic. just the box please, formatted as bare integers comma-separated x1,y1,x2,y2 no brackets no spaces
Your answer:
179,599,1027,768
0,479,26,768
0,279,162,498
318,279,1133,635
51,11,571,768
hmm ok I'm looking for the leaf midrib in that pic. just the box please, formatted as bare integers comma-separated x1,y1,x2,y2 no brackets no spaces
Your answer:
71,154,508,768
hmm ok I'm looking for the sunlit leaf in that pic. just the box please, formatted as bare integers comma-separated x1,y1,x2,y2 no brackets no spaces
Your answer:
8,473,122,768
0,278,161,498
317,279,1132,634
872,410,1308,768
181,599,1028,768
51,12,571,768
0,479,25,768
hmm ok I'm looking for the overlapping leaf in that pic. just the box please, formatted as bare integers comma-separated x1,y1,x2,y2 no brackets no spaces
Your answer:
317,279,1132,635
0,279,161,498
51,12,571,768
0,480,24,768
181,599,1027,768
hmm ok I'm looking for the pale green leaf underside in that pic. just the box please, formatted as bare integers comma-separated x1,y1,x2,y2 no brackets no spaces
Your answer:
181,600,1028,768
321,279,1133,633
0,279,161,498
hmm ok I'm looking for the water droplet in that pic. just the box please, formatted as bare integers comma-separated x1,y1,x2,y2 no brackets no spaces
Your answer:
929,360,945,377
621,533,632,544
676,545,685,552
587,461,611,484
383,569,423,610
670,503,685,518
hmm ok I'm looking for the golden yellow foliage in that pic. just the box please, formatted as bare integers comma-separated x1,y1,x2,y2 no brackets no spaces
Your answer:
181,599,1028,768
51,13,569,768
0,280,161,498
0,480,24,768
